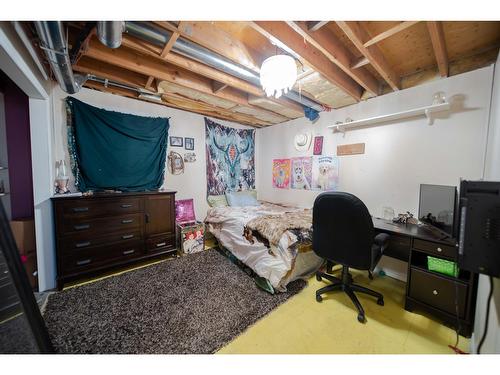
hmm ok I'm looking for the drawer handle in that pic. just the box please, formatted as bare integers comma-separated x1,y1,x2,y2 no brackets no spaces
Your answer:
122,219,134,224
437,247,442,253
433,290,439,296
76,259,91,266
121,204,133,208
156,242,166,247
73,207,89,213
122,249,135,255
75,241,91,248
73,224,90,231
122,234,134,240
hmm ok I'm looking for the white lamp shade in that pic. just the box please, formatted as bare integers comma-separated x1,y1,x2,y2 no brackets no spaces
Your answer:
259,55,297,99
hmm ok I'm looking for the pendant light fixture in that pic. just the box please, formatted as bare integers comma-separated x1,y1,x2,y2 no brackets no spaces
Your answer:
259,54,298,99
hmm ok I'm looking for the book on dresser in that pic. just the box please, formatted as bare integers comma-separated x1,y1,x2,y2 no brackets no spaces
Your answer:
51,191,177,290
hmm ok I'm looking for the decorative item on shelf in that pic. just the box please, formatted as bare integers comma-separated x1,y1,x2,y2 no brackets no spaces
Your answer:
392,211,418,225
432,91,446,105
183,152,196,163
175,198,205,255
169,136,183,147
184,137,194,150
168,151,184,174
293,131,312,152
313,136,324,155
259,54,297,99
54,160,70,194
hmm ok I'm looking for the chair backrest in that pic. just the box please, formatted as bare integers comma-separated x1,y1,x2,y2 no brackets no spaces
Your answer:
312,192,375,270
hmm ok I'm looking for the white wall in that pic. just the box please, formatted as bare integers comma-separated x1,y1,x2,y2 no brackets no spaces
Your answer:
473,53,500,354
257,66,494,280
51,85,254,221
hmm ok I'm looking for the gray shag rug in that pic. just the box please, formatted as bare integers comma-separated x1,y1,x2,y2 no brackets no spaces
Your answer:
43,249,306,354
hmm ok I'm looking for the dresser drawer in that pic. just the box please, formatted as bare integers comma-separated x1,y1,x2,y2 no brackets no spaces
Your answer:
61,240,145,275
59,229,143,254
413,239,456,258
59,198,142,219
146,234,176,254
409,267,467,318
59,213,143,236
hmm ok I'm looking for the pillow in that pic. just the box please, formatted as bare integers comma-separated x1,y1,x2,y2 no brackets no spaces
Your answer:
207,194,228,207
225,190,260,207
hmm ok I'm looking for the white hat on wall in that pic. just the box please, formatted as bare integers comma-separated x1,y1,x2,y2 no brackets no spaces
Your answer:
293,131,312,152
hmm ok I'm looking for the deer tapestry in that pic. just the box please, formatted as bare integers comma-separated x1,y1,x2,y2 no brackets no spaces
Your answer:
205,118,255,195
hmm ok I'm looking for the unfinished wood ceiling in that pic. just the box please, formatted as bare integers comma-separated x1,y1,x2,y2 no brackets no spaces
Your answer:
36,21,500,127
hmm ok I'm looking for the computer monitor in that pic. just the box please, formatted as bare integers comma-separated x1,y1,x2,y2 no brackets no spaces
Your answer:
418,184,458,238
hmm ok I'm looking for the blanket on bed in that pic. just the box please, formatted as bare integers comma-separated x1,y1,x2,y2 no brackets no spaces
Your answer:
243,209,312,247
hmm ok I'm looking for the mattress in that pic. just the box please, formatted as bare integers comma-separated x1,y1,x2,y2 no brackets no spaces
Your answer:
205,202,323,291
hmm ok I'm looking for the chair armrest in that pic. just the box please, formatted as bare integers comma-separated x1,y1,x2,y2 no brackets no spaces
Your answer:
374,233,390,248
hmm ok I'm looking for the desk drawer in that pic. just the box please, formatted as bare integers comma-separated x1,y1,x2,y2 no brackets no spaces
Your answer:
413,239,456,258
409,267,467,318
60,213,142,236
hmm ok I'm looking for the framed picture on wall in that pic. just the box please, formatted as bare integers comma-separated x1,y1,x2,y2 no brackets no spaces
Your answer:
313,136,324,155
185,137,194,150
170,136,183,147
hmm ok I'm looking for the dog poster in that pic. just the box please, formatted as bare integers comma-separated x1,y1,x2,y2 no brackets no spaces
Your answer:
272,159,291,189
312,156,339,191
291,157,313,190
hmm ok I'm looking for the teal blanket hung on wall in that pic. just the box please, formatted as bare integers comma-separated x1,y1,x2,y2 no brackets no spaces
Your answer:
66,97,169,192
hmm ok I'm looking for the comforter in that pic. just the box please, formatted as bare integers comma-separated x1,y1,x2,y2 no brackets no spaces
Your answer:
205,202,323,291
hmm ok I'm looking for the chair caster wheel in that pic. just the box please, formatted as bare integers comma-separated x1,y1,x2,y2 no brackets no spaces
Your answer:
357,314,366,323
377,298,384,306
316,274,322,282
316,294,323,302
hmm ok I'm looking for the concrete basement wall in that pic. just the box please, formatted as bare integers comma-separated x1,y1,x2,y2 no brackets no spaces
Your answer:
256,66,495,281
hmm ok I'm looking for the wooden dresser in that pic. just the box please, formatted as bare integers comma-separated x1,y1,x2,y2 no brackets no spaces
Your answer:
52,191,176,290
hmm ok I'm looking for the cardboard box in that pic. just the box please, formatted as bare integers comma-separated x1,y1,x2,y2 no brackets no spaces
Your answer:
10,219,36,255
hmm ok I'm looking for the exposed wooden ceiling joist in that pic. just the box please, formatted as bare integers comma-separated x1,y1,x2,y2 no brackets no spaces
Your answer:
287,21,380,96
307,21,329,32
251,21,364,101
336,21,401,91
363,21,420,47
427,21,449,77
351,57,370,69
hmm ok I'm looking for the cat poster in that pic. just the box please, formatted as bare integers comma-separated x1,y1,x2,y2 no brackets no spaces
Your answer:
272,159,291,189
312,156,339,191
291,157,313,190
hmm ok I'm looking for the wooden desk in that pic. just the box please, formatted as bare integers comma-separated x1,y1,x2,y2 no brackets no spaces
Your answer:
373,217,478,337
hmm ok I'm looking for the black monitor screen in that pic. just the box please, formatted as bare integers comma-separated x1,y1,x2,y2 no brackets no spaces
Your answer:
418,184,457,237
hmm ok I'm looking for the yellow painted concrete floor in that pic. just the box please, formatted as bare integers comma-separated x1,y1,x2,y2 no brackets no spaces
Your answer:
218,269,470,354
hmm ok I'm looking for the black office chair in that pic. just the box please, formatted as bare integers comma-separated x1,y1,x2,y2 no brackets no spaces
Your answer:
312,192,389,323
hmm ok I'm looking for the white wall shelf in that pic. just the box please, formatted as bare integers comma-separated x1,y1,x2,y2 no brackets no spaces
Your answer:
328,101,451,133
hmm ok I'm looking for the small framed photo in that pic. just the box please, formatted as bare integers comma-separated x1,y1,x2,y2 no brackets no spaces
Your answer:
170,136,183,147
185,137,194,150
313,136,324,155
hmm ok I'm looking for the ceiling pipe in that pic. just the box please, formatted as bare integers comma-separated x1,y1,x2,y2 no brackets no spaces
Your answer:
34,21,88,94
123,21,324,113
97,21,125,49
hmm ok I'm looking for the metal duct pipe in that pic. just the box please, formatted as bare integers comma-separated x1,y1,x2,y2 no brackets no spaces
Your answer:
97,21,125,49
124,21,324,112
34,21,88,94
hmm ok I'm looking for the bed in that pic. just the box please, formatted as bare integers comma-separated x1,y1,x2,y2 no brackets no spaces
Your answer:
205,202,324,292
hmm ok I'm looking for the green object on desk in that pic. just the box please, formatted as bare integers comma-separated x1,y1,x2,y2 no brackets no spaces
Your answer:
427,256,459,277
